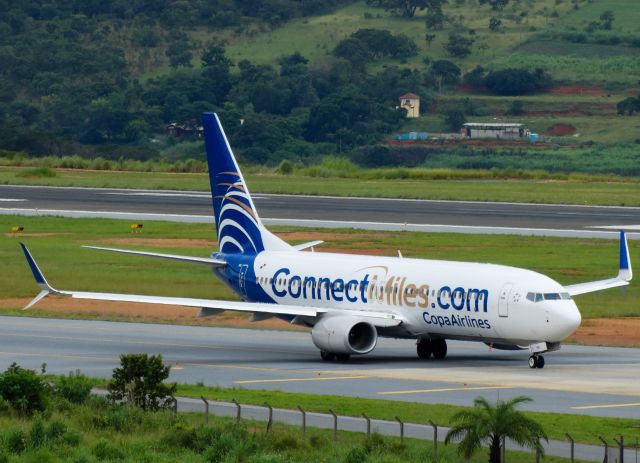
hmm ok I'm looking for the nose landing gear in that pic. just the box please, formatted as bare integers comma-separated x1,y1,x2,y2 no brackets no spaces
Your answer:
528,354,545,369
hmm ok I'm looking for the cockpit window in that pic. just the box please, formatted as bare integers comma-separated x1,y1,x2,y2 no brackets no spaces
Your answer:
526,292,571,302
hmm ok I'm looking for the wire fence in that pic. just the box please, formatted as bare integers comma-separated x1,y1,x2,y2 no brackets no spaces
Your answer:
172,395,639,463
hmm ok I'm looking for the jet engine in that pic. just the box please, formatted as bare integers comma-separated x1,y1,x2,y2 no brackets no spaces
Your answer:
311,316,377,355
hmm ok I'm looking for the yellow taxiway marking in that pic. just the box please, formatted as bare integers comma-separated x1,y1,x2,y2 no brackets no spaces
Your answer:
572,402,640,410
378,386,513,395
235,375,370,385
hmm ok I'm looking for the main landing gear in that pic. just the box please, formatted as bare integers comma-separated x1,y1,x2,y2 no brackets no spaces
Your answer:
528,354,545,369
320,350,350,362
417,338,447,360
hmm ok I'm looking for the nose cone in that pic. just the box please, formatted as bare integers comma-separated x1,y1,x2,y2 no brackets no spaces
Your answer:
551,302,582,340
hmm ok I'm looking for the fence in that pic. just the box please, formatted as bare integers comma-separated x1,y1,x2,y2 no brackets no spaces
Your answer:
172,395,639,463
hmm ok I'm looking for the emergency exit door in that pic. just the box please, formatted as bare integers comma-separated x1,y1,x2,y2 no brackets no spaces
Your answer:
498,283,513,317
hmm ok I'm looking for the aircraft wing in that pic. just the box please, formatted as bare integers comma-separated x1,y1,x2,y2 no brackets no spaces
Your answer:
20,244,402,328
564,230,633,296
82,245,226,267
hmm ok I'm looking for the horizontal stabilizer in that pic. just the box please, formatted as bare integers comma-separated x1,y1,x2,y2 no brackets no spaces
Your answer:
565,230,633,296
82,246,227,267
292,240,324,251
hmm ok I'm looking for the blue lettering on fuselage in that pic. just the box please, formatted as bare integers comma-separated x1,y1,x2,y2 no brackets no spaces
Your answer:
267,267,489,314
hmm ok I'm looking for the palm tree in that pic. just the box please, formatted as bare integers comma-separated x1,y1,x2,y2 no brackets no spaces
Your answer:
444,396,547,463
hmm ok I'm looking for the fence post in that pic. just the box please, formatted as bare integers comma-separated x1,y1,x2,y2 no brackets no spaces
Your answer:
200,396,209,425
329,409,338,442
566,433,574,463
428,420,438,462
232,399,241,422
297,406,306,437
613,436,624,463
173,398,178,414
264,403,273,432
362,413,371,437
599,436,609,463
395,416,404,443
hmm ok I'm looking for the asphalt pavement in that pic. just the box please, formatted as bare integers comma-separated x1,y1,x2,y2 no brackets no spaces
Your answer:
2,185,640,238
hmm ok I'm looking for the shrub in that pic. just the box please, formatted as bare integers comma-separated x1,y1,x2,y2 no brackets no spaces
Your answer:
0,363,48,416
276,159,293,175
15,167,57,178
92,438,125,460
5,429,27,454
107,354,176,411
53,370,93,404
29,415,47,449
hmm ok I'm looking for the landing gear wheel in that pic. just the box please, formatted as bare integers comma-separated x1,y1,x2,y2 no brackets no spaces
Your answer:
320,350,336,361
535,355,545,369
432,339,448,360
417,339,433,359
335,353,351,362
528,355,536,368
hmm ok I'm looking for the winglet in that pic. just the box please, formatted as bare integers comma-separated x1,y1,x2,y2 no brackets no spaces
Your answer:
618,230,632,282
20,243,59,308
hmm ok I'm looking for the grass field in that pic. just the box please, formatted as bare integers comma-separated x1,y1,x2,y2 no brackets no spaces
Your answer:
175,384,640,447
0,396,591,463
3,166,640,206
222,0,640,85
2,215,637,318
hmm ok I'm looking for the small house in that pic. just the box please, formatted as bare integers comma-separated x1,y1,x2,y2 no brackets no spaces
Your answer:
399,93,420,118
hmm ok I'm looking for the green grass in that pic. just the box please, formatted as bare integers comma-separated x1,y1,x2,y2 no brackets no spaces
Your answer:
225,0,577,70
176,384,640,447
1,215,637,319
3,166,640,206
0,395,588,463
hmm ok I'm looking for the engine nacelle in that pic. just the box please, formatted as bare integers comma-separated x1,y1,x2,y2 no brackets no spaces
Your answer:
311,316,377,355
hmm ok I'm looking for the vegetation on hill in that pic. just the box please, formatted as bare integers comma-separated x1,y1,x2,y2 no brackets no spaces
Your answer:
1,0,640,176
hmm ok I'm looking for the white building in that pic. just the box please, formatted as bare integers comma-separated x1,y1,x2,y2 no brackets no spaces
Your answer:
462,123,530,140
399,93,420,118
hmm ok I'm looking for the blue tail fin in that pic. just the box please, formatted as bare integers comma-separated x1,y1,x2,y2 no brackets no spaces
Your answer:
202,112,289,254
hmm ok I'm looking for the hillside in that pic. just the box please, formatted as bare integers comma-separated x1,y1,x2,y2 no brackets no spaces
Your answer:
1,0,639,175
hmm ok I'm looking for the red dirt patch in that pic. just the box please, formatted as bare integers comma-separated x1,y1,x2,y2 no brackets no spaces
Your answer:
550,85,606,96
546,123,577,136
568,318,640,347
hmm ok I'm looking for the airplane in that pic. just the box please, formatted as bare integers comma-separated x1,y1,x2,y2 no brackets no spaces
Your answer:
20,112,633,369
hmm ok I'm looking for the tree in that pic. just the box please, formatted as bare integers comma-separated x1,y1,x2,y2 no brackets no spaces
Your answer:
599,10,614,30
429,59,461,91
0,363,48,416
445,32,474,58
166,32,193,68
488,16,503,32
445,396,547,463
484,68,552,95
369,0,447,18
443,109,466,131
480,0,509,11
424,33,436,47
107,354,176,411
425,6,446,30
617,96,640,115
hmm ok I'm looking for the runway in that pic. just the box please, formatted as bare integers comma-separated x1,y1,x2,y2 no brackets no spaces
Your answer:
1,185,640,238
2,316,639,419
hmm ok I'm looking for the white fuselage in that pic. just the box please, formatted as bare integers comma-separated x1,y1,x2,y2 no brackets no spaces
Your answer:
249,251,582,345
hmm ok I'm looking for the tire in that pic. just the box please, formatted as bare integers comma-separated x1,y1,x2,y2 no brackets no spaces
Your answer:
417,339,432,359
535,355,545,369
320,350,335,361
432,339,448,360
528,356,537,369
